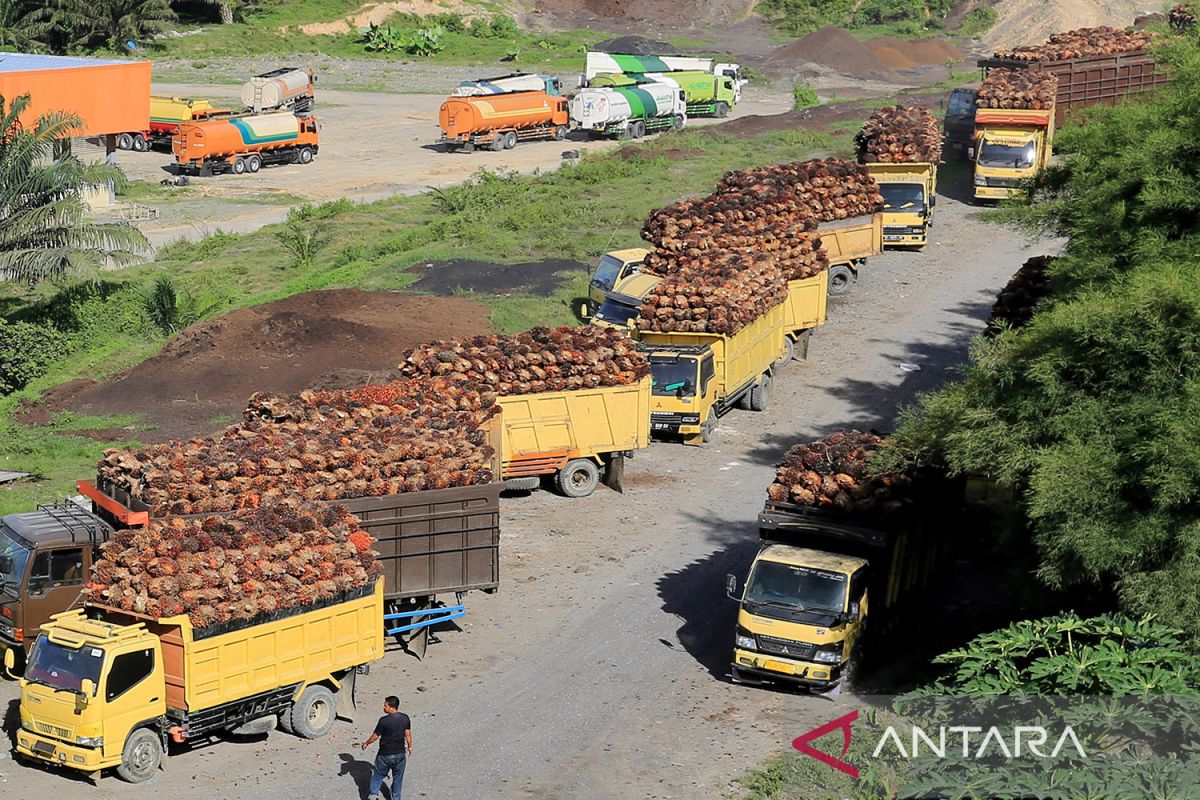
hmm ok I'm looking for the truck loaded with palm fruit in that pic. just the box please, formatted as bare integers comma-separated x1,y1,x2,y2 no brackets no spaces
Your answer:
727,431,954,690
970,68,1057,201
856,105,941,249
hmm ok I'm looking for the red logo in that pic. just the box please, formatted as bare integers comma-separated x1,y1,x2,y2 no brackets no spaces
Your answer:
792,710,859,778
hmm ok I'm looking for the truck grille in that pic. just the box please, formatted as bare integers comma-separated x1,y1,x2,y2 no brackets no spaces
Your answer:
35,721,71,740
985,177,1021,188
756,635,816,660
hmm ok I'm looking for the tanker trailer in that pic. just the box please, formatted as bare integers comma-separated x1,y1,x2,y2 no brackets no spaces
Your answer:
452,73,562,96
439,91,569,152
242,67,315,113
569,83,686,139
173,112,319,176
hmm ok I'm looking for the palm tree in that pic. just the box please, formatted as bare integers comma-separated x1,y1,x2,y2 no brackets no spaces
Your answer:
0,0,46,50
0,94,150,284
53,0,176,53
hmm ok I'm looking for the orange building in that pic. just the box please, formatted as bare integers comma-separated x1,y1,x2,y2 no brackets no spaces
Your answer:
0,53,151,137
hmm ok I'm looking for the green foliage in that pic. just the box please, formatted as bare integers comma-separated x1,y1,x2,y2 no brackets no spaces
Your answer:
31,0,176,53
0,95,149,284
881,37,1200,644
791,79,819,109
955,4,997,37
469,14,518,39
274,205,334,268
0,0,45,50
137,276,217,335
0,318,70,395
756,0,951,34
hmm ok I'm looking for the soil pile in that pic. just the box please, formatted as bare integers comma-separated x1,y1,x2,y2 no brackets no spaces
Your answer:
21,290,491,443
866,35,964,66
765,26,895,79
592,35,675,54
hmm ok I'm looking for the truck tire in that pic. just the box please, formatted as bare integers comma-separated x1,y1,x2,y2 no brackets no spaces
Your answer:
116,133,134,150
773,337,796,370
554,459,600,498
297,146,314,164
131,133,149,152
116,728,163,783
715,102,730,118
502,131,517,150
630,120,645,139
462,141,475,153
289,684,336,739
490,136,505,152
701,410,717,443
277,709,295,735
749,374,772,412
828,264,855,296
554,125,568,141
246,154,262,173
671,115,685,131
232,157,247,175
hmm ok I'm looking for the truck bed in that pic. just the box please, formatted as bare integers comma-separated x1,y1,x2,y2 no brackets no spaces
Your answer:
818,212,883,265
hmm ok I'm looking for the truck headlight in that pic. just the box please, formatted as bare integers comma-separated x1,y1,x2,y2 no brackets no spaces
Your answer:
735,627,756,651
76,735,103,748
813,648,842,664
973,174,987,186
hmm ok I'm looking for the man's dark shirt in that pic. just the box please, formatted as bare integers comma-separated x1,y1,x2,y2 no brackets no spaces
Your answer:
374,711,411,756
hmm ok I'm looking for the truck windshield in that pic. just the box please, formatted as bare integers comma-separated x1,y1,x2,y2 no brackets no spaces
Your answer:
879,183,925,212
0,525,31,597
649,359,698,397
591,255,628,291
978,140,1036,169
25,635,104,693
745,562,846,613
946,91,976,118
594,299,640,327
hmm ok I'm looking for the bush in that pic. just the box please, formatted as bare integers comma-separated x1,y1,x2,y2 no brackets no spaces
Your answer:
792,79,819,109
956,4,997,37
0,317,71,395
275,207,334,268
757,0,951,33
138,276,217,335
469,14,518,39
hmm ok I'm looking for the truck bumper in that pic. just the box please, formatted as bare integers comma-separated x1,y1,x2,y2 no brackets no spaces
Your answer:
974,186,1020,200
16,729,110,772
732,648,843,688
882,233,927,247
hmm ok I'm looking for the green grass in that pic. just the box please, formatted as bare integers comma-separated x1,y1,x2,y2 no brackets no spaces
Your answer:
118,180,306,208
1,125,843,514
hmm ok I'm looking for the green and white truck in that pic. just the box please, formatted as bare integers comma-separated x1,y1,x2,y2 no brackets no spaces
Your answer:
589,70,738,118
584,52,744,93
570,84,687,139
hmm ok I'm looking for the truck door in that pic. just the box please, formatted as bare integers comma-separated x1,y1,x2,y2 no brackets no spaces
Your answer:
99,645,162,762
23,547,85,641
844,567,868,658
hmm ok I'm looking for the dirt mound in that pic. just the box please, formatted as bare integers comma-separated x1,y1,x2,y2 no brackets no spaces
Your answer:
21,290,491,443
409,259,587,297
593,34,675,54
872,45,918,69
765,26,896,79
867,35,964,66
979,0,1149,51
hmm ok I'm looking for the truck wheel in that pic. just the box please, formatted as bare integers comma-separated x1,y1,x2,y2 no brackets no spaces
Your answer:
671,115,685,131
116,133,134,150
232,157,247,175
749,374,772,412
290,685,336,739
277,709,295,735
246,154,262,173
715,102,730,118
773,337,796,370
131,133,149,152
116,728,163,783
554,459,600,498
701,410,717,443
490,136,505,152
461,141,475,153
297,146,314,164
502,131,517,150
554,125,568,141
828,264,855,296
630,120,645,139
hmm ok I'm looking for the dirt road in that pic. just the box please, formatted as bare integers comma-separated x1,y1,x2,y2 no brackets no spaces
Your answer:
85,83,791,248
0,177,1057,797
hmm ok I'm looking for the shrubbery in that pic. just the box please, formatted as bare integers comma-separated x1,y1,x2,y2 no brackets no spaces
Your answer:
0,318,70,395
757,0,952,34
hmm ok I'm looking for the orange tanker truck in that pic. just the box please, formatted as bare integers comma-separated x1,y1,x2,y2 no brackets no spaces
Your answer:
439,90,569,152
173,111,319,175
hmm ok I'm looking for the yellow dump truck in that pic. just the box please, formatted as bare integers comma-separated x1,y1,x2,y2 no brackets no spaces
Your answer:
585,247,649,316
497,377,651,496
727,500,948,690
865,164,937,248
815,212,883,295
970,106,1055,201
637,303,785,444
11,580,384,782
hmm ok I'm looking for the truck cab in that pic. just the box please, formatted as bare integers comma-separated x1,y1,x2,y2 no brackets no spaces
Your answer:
587,247,649,312
729,544,866,689
641,344,717,444
13,613,165,780
714,63,745,100
591,270,659,328
866,163,937,248
942,87,978,151
970,108,1054,200
0,503,110,660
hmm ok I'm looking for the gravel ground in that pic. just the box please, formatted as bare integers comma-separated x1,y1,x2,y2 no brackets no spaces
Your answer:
0,172,1060,798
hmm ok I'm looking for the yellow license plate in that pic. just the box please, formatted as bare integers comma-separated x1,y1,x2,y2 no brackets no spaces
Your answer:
764,660,797,675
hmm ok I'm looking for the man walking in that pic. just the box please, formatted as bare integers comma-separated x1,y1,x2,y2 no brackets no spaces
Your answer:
361,695,413,800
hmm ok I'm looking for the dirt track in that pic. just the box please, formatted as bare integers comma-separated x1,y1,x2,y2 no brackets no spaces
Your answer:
0,169,1058,798
86,82,791,248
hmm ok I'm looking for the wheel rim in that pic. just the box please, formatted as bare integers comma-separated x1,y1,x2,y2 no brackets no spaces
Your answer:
308,697,331,729
130,738,157,774
569,468,592,489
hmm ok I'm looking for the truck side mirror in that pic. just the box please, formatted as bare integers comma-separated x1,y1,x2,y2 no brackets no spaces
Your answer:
725,574,738,599
847,601,860,622
3,647,14,677
967,146,975,161
76,678,94,710
0,555,12,574
930,195,937,208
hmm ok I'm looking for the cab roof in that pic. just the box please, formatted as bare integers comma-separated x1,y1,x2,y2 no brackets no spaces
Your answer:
604,247,650,263
1,504,109,547
607,271,660,301
757,544,867,574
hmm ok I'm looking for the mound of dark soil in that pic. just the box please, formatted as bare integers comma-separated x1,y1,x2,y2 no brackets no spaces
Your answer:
409,259,587,297
593,34,675,54
20,290,491,443
765,26,896,79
